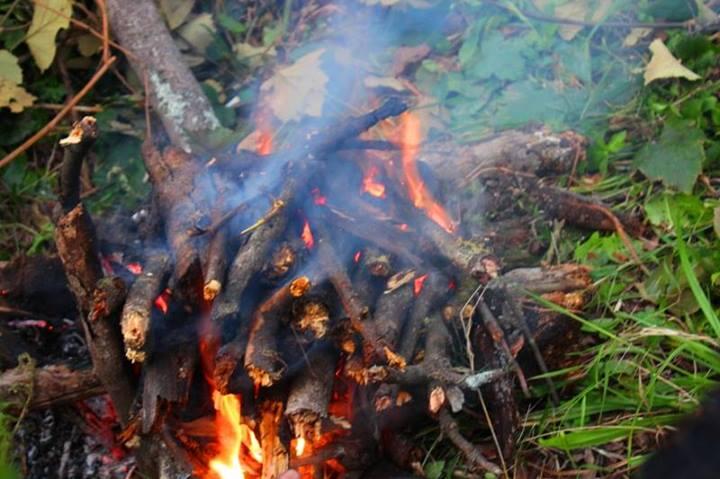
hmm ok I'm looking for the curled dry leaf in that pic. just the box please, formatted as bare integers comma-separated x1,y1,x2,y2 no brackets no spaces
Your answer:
27,0,73,71
260,49,329,123
0,78,36,113
644,39,701,86
159,0,195,30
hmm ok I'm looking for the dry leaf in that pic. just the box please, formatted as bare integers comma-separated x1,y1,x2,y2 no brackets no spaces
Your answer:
0,78,36,113
428,386,446,414
384,269,416,293
27,0,72,71
533,0,612,40
363,75,407,91
644,39,701,86
623,28,651,47
177,13,216,53
77,34,102,57
160,0,195,30
260,49,329,122
0,50,23,84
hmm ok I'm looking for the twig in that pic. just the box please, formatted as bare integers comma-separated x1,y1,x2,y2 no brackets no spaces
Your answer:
438,407,501,475
0,56,117,170
95,0,110,64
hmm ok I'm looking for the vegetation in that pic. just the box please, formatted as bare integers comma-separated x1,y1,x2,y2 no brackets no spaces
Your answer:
1,0,720,477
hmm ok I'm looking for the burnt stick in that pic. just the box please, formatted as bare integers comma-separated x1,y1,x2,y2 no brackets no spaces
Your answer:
373,281,414,355
121,250,171,363
58,117,98,212
285,341,339,442
245,277,312,387
398,271,450,362
437,408,501,475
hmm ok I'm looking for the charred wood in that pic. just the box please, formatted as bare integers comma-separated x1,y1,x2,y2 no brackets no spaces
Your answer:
259,400,289,479
121,250,171,363
0,362,103,412
398,272,450,363
245,277,312,387
285,342,338,442
0,255,75,317
58,117,99,212
372,282,414,356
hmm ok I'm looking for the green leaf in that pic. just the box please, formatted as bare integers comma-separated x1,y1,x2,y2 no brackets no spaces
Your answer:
634,119,705,193
425,460,445,479
458,22,482,67
668,198,720,338
0,50,22,84
26,0,73,71
467,32,527,81
217,13,246,34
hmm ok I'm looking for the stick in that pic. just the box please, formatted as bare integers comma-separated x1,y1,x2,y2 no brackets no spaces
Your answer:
120,250,171,362
245,277,312,387
0,58,116,170
437,408,501,475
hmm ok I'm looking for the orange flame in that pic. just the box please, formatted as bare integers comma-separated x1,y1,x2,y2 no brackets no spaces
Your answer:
399,112,455,234
207,391,263,479
413,274,428,297
153,288,171,315
199,311,262,479
361,165,386,198
294,436,306,457
256,116,273,156
301,221,315,249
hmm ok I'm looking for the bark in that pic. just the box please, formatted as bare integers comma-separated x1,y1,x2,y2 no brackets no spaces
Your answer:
105,0,222,151
121,250,171,363
0,363,103,412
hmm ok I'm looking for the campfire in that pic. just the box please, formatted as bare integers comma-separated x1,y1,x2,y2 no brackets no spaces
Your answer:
4,90,619,478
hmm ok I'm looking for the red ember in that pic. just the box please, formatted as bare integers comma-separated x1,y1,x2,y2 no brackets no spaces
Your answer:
413,274,428,296
301,221,315,249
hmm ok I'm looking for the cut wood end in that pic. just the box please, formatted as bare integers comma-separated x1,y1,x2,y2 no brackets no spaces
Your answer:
126,348,146,363
247,364,281,388
384,347,406,370
289,276,311,297
296,302,330,338
59,116,98,146
203,279,222,302
121,310,150,350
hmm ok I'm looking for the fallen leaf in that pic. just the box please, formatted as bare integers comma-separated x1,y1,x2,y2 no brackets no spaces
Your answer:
695,0,719,27
160,0,195,30
0,50,23,84
623,28,651,47
644,38,701,85
634,118,705,192
177,13,216,53
363,75,407,91
260,48,328,122
77,34,102,57
235,42,276,69
533,0,613,40
27,0,72,71
391,44,431,76
0,78,36,113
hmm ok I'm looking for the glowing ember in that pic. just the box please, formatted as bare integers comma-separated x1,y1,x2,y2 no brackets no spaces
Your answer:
414,274,428,296
256,121,273,156
353,251,362,263
311,187,327,205
301,221,315,249
294,436,306,457
361,165,386,198
126,262,143,275
153,288,171,314
398,112,456,234
207,391,263,479
398,223,409,232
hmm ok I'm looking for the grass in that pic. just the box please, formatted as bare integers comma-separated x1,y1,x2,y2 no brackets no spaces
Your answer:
0,407,18,479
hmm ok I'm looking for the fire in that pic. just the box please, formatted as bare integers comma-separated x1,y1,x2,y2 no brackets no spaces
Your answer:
353,251,362,263
398,112,456,234
126,262,142,275
256,117,273,156
207,391,263,479
294,436,306,457
154,288,171,314
301,220,315,249
413,274,428,296
311,187,327,206
361,165,386,198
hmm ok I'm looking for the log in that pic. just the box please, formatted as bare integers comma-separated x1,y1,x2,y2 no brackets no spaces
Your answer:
105,0,222,151
121,249,171,363
55,119,135,424
372,282,414,354
421,128,585,186
0,362,103,412
285,342,338,442
245,277,312,387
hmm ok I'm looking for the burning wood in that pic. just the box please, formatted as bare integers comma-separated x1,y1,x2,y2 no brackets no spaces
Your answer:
285,342,339,443
121,250,171,363
245,277,312,387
